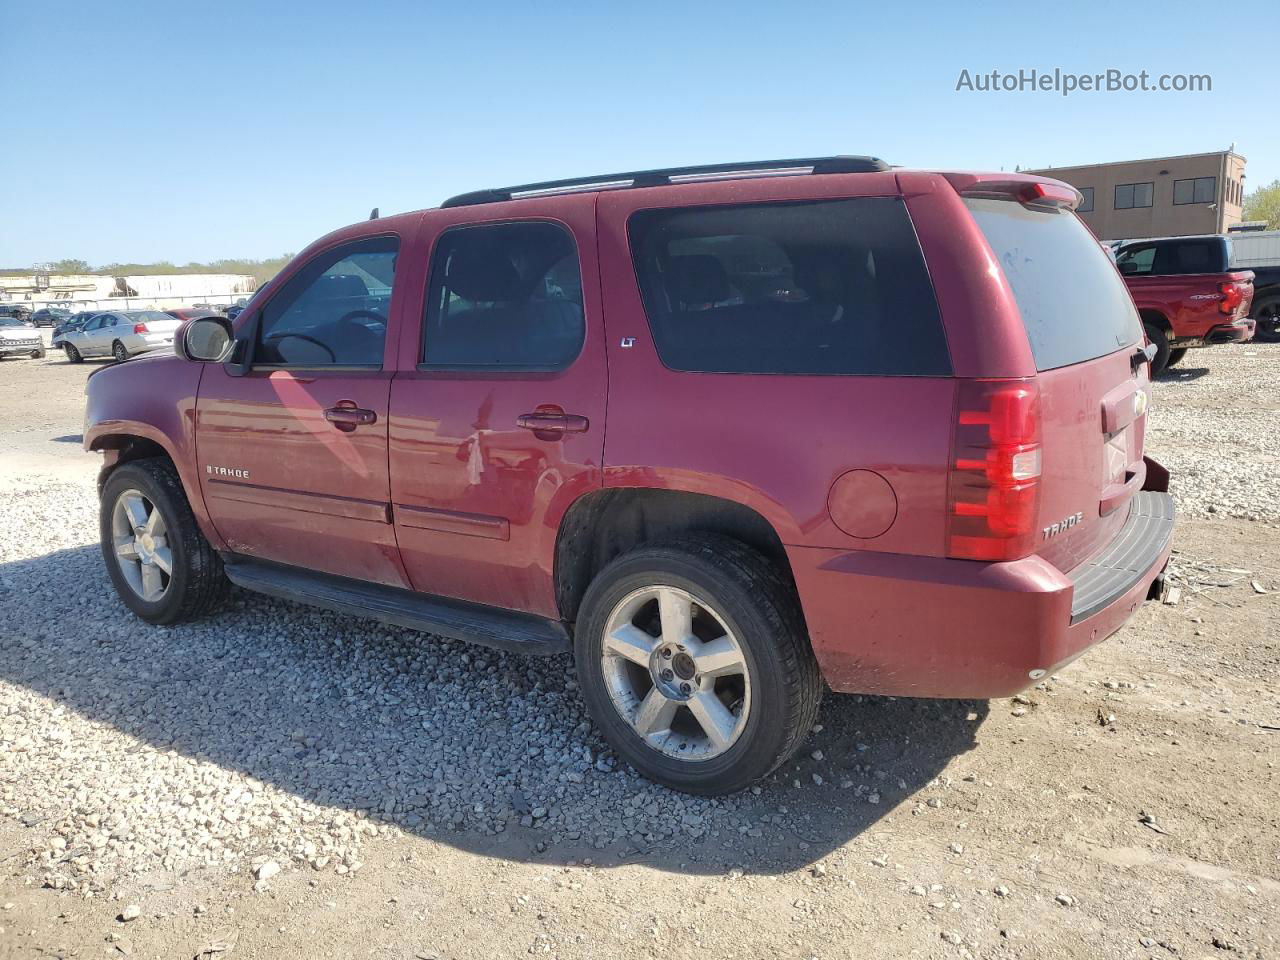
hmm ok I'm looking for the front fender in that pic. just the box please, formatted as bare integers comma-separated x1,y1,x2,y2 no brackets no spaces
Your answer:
84,355,225,551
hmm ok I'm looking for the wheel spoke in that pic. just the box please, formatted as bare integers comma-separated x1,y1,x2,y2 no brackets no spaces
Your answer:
115,538,139,559
693,635,746,678
140,563,163,600
144,506,165,537
632,687,679,739
151,546,173,575
603,624,657,667
121,493,148,531
687,691,738,751
657,588,693,646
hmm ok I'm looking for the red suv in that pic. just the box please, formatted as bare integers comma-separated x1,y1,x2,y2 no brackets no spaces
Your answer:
84,157,1175,794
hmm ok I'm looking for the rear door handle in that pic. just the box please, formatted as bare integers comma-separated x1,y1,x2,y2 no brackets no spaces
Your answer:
324,401,378,432
516,412,590,436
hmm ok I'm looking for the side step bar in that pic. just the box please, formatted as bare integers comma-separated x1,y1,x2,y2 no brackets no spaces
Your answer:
222,555,571,656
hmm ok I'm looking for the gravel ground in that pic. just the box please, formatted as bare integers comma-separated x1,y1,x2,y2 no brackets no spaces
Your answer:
1,341,1277,959
1147,344,1280,522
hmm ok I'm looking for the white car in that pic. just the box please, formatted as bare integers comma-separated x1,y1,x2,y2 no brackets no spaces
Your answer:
0,316,46,360
55,310,182,363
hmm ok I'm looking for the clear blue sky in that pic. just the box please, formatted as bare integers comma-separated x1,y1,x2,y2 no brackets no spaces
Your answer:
3,0,1276,267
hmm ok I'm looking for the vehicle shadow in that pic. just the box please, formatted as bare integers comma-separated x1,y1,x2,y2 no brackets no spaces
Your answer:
1156,366,1210,382
0,544,987,877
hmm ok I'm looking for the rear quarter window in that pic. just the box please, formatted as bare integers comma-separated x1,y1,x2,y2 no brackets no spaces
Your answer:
964,198,1142,371
628,198,950,376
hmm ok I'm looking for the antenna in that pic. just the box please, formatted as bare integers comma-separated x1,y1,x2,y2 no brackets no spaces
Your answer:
369,207,380,221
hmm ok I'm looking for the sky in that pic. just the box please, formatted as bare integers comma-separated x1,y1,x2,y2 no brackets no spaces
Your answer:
3,0,1276,267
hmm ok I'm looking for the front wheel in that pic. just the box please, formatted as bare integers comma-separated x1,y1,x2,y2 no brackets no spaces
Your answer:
100,458,229,624
112,340,129,363
575,534,821,795
63,343,82,363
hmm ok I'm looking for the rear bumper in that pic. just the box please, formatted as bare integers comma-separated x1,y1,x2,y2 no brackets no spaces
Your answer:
1176,318,1255,347
788,490,1175,699
120,332,175,354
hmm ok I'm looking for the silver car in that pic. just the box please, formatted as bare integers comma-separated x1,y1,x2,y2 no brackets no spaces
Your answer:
56,310,183,363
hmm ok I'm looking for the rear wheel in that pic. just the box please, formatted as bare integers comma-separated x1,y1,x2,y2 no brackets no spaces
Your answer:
575,534,821,795
1165,347,1188,369
100,458,229,624
1144,323,1171,376
112,340,129,362
63,343,82,363
1253,295,1280,343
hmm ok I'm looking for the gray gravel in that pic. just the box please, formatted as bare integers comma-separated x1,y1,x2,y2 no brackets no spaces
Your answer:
1,341,1276,897
1146,342,1280,523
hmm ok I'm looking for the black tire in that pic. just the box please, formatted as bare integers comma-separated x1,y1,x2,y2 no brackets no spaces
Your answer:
64,343,82,363
1165,347,1188,369
100,457,229,625
112,340,129,363
1253,295,1280,343
575,534,822,795
1144,323,1171,376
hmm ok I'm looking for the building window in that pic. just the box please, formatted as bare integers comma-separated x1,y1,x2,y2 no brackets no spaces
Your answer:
1173,176,1216,205
1078,187,1094,213
1115,182,1153,210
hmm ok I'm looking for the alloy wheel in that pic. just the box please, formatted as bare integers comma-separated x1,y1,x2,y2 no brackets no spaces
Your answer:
599,585,751,761
111,489,173,602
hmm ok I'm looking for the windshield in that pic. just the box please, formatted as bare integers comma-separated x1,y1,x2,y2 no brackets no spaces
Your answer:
128,310,178,323
964,198,1142,370
0,316,27,328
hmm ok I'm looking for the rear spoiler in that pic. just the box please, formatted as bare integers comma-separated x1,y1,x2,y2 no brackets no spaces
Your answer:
941,172,1082,211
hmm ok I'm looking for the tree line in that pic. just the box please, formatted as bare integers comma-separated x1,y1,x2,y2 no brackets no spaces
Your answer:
0,256,295,284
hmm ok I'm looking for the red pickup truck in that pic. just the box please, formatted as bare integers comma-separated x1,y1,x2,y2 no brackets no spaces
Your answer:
1113,236,1255,374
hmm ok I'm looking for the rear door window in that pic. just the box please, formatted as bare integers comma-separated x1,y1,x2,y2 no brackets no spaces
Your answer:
1151,239,1224,275
964,199,1141,371
422,221,584,369
627,198,950,376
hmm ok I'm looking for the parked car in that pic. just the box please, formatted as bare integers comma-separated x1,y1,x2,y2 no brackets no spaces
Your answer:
166,308,226,322
225,298,252,321
83,157,1175,794
59,309,182,363
52,311,100,338
1227,230,1280,342
0,304,33,325
0,315,45,360
30,307,72,328
1113,236,1255,373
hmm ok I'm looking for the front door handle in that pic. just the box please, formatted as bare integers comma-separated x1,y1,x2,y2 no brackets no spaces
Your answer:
516,411,590,438
324,400,378,432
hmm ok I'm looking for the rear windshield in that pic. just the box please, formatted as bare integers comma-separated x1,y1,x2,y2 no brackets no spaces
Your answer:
629,198,950,376
964,198,1141,371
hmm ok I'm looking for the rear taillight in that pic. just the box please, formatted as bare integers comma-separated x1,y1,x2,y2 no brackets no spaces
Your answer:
1218,281,1246,315
947,379,1042,562
133,323,149,334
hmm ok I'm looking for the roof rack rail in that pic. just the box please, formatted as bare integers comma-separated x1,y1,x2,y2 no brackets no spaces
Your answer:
441,155,890,208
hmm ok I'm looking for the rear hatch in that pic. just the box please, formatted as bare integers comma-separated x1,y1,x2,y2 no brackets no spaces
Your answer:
963,195,1148,572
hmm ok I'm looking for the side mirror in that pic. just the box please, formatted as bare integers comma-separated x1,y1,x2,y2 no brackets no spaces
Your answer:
1118,261,1139,276
176,316,234,362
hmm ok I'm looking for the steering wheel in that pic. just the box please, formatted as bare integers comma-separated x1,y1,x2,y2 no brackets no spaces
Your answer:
337,309,387,327
263,331,336,362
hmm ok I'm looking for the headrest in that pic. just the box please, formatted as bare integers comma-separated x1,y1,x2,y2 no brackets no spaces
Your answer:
667,255,731,306
316,274,369,299
445,242,523,303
